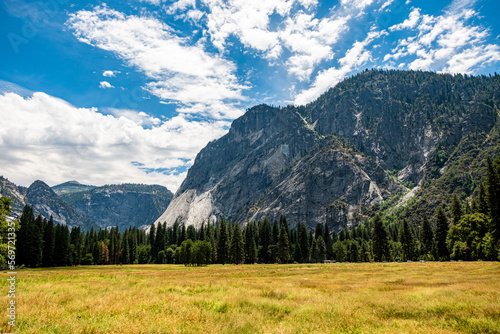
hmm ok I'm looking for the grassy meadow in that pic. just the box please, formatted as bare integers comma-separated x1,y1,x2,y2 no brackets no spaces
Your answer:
1,262,500,333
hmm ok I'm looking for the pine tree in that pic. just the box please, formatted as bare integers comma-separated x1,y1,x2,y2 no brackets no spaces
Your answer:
130,228,138,264
349,240,359,262
153,223,165,263
149,223,156,247
315,223,324,241
54,224,71,266
42,216,55,267
179,224,187,244
17,205,34,266
310,238,318,263
478,182,489,215
293,239,301,262
122,232,130,264
109,228,116,265
207,222,217,263
244,222,257,264
217,219,230,264
316,236,326,262
27,214,44,267
70,226,84,265
279,215,290,241
258,219,272,263
90,230,100,265
100,240,109,264
298,223,309,262
229,223,245,264
187,225,197,241
324,223,333,260
199,222,206,241
372,214,390,262
172,220,179,246
435,207,450,261
272,220,279,245
421,214,434,256
486,157,500,241
277,223,291,263
399,219,414,261
451,194,463,225
339,229,347,241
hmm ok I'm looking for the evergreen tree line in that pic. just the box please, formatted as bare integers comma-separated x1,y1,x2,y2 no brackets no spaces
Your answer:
337,157,500,262
16,206,150,267
12,157,500,267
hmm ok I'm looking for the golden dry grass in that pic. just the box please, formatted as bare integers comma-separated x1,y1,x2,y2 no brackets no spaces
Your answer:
1,262,500,333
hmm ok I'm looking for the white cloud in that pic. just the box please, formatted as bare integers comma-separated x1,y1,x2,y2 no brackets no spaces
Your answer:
67,6,247,119
202,0,292,53
167,0,197,14
389,8,421,31
340,0,374,11
379,0,395,11
385,0,500,74
280,12,350,80
99,81,114,89
139,0,165,5
201,0,355,81
0,92,230,192
103,70,118,77
105,108,161,127
294,29,386,105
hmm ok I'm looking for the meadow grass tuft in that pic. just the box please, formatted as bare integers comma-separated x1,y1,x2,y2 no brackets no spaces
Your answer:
1,262,499,333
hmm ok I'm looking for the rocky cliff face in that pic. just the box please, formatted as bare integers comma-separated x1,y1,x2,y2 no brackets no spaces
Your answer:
0,176,27,218
60,184,173,230
0,178,172,230
155,104,320,227
156,70,500,230
25,180,98,229
240,137,404,228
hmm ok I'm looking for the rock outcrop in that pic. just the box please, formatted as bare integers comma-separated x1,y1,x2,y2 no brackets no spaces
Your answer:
0,178,172,230
156,70,499,230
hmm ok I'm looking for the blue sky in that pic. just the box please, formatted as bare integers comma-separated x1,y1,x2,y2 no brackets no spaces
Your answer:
1,0,499,192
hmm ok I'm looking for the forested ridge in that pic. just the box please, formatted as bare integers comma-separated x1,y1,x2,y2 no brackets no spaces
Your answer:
158,69,500,229
1,156,498,267
2,69,500,267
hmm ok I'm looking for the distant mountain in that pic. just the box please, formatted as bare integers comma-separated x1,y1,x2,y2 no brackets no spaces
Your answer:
52,180,95,196
57,183,173,230
155,70,500,230
0,177,173,230
26,180,98,229
0,176,28,219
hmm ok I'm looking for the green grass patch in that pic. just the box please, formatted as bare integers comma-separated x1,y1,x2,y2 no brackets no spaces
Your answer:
1,262,499,333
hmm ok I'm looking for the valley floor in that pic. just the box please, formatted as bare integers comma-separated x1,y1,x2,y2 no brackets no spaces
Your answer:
2,262,500,333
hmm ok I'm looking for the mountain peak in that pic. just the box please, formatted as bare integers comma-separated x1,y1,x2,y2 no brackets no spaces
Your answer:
155,70,500,230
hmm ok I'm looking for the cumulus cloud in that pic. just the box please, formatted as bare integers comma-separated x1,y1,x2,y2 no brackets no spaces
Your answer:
294,0,500,105
202,0,290,53
102,70,118,77
67,6,247,119
340,0,374,13
280,12,350,81
199,0,386,82
294,29,386,105
0,92,229,191
389,8,421,31
384,0,500,74
104,108,161,127
99,81,114,89
201,0,346,73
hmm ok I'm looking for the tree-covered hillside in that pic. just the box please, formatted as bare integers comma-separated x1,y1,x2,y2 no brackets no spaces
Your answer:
157,69,500,231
